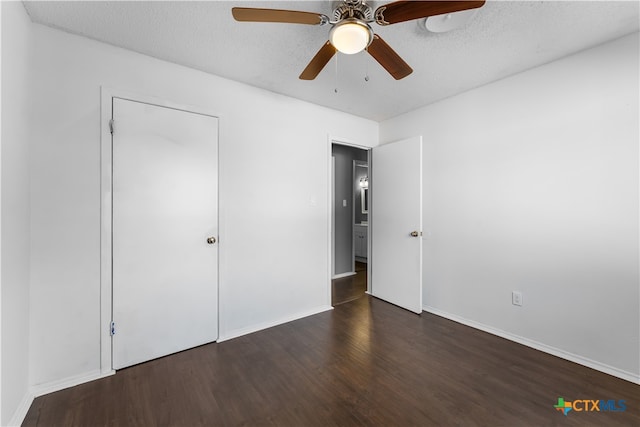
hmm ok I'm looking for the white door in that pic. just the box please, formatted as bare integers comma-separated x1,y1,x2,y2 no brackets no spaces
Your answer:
112,97,219,369
371,136,423,313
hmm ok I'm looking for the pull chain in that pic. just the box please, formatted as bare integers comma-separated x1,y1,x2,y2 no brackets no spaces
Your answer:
364,53,370,82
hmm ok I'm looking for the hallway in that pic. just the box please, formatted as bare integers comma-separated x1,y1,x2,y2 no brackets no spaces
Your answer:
332,261,367,306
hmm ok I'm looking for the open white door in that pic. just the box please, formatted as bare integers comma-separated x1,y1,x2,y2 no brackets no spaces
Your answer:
371,136,422,314
112,98,218,369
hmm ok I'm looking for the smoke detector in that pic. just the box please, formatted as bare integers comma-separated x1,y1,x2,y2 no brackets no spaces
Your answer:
424,8,479,33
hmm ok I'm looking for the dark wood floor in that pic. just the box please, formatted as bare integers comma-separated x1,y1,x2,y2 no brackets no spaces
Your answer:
332,261,367,306
24,296,639,426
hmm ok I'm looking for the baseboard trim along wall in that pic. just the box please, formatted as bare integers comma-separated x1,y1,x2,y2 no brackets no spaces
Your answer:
30,369,116,398
219,305,334,342
423,305,640,385
8,369,116,426
8,393,34,427
332,271,356,280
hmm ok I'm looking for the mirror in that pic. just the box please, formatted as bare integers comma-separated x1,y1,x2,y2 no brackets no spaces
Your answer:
355,161,368,215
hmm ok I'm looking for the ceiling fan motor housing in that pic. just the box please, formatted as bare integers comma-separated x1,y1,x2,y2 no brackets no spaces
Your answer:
332,0,373,22
329,0,375,54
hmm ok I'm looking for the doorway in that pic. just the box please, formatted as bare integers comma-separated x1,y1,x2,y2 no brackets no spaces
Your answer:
329,136,424,314
331,143,370,306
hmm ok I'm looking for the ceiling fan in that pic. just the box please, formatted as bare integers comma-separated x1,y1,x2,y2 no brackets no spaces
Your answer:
232,1,486,81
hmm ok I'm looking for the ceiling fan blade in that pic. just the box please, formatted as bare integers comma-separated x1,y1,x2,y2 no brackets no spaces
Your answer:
299,41,337,80
375,1,485,25
232,7,328,25
367,35,413,80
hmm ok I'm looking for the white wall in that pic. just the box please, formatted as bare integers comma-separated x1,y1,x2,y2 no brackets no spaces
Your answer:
380,33,639,380
27,23,377,387
1,2,33,424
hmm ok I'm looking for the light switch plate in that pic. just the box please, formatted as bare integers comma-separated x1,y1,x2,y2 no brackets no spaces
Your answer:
512,291,523,306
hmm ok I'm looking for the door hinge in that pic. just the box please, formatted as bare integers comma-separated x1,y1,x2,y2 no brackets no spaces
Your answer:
109,119,114,135
110,321,116,336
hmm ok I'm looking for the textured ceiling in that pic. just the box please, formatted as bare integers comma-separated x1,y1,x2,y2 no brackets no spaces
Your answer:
23,1,640,121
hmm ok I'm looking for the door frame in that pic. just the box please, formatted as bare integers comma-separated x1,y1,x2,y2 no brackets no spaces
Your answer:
327,136,373,303
99,87,220,374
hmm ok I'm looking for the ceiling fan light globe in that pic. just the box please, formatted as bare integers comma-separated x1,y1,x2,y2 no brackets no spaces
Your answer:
329,20,372,54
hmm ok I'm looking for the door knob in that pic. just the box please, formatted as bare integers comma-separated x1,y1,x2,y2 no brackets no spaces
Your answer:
410,231,420,237
206,236,217,244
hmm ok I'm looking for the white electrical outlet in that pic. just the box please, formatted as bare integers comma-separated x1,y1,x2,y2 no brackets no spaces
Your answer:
512,291,523,306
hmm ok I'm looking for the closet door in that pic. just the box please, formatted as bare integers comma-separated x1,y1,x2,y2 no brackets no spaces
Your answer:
112,97,218,369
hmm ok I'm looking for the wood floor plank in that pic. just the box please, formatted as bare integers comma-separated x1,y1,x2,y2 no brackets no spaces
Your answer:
23,296,639,426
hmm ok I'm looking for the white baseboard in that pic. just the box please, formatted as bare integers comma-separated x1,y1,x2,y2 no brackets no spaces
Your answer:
218,305,333,342
7,370,116,426
332,271,356,279
8,370,116,427
7,392,34,427
31,369,116,398
423,305,640,385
